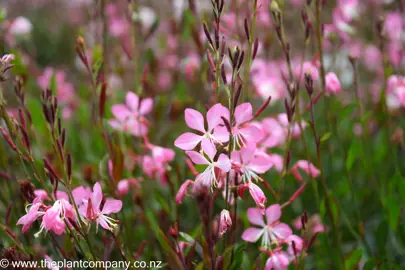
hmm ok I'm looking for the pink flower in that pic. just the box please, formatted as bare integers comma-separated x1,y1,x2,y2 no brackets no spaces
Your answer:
34,190,69,202
9,17,32,36
386,75,405,110
325,72,342,94
175,180,194,204
231,144,273,183
264,251,290,270
286,235,304,256
117,178,140,197
228,103,264,147
109,92,153,136
72,186,92,205
174,103,229,150
16,202,44,233
79,182,122,231
238,182,267,211
186,141,231,191
1,54,14,64
40,199,76,236
241,204,292,248
297,62,319,81
219,210,232,237
291,160,320,182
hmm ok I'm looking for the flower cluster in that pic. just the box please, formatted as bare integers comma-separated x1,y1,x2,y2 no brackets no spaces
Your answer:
17,182,122,236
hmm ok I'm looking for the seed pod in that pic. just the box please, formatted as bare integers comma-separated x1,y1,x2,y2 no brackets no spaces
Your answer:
0,127,17,152
203,23,214,47
244,18,250,42
252,38,259,60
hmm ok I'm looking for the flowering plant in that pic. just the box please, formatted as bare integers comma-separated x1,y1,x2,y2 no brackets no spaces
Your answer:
0,0,404,269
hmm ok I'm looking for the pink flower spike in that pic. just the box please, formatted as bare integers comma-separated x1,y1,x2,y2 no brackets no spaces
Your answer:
219,209,232,237
175,180,194,204
291,160,320,182
325,72,342,94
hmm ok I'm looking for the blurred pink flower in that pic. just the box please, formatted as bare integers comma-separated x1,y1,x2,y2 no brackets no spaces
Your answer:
109,92,153,136
175,180,194,204
291,160,320,182
41,199,75,236
325,72,342,94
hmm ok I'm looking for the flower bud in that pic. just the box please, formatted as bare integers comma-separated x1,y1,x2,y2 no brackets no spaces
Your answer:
219,210,232,237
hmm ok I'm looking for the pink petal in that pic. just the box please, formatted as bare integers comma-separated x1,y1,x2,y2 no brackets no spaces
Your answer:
130,121,149,136
108,119,122,130
206,103,229,131
201,138,216,161
216,154,231,172
239,124,264,143
126,92,139,112
139,98,153,115
174,132,203,150
185,108,205,132
240,144,255,164
266,204,281,224
265,252,290,270
249,154,273,174
247,208,265,227
72,186,91,205
101,199,122,214
212,126,230,142
97,216,111,230
241,228,264,242
111,105,132,121
272,223,293,240
235,103,253,125
186,151,209,165
92,182,103,211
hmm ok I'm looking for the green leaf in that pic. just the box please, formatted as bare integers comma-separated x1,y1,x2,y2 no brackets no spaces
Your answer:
386,194,400,230
363,259,376,270
346,139,361,170
222,244,235,270
179,232,203,258
320,132,332,143
344,248,362,270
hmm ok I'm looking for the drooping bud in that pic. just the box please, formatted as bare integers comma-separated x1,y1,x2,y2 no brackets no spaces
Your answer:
218,210,232,237
175,180,194,204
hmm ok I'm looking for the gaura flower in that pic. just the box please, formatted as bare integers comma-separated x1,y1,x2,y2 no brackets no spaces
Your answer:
79,182,122,231
242,204,292,248
231,144,273,183
291,160,320,182
264,251,290,270
109,92,153,136
174,103,229,150
186,141,231,191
